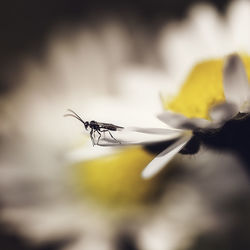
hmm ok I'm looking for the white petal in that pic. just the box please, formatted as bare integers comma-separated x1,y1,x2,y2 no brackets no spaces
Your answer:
157,111,212,129
227,1,250,52
125,126,181,134
98,126,184,146
209,102,238,122
223,54,250,110
141,133,192,179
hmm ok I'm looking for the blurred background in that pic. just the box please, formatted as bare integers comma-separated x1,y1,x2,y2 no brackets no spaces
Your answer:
0,0,230,93
2,1,250,250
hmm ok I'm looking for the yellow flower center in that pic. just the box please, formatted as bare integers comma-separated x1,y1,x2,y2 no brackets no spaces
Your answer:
70,147,170,210
164,54,250,119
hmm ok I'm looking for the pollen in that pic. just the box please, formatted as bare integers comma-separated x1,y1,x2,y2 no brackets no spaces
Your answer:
164,54,250,119
70,147,168,209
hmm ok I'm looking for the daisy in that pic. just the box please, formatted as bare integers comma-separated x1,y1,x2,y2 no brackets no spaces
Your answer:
148,0,250,179
154,53,250,175
1,1,250,250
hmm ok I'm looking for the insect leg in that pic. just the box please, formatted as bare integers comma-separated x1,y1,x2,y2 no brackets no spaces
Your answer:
101,129,121,144
96,130,102,145
102,130,106,139
90,128,95,146
108,131,121,144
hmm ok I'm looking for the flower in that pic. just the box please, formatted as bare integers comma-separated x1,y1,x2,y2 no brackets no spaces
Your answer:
154,54,250,175
100,54,250,179
2,1,250,250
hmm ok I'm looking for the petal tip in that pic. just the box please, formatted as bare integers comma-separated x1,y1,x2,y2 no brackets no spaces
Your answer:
224,53,242,71
223,53,249,108
141,168,154,180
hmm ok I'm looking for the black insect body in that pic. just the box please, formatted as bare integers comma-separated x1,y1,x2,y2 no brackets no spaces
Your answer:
65,109,123,145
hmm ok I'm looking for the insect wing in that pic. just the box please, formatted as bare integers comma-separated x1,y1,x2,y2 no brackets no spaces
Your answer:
98,122,124,131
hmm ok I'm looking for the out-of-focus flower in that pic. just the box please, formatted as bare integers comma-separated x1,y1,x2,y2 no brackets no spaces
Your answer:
0,21,190,250
1,1,250,250
158,0,250,84
0,22,158,247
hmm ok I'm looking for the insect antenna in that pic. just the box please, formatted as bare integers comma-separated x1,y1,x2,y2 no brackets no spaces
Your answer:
64,109,88,129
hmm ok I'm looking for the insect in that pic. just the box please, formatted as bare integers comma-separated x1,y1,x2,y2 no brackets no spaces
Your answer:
64,109,123,146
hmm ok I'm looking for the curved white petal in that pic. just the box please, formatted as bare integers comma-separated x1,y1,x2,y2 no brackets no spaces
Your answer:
141,133,192,179
209,102,238,122
157,111,212,130
223,54,250,111
98,128,184,146
125,126,181,134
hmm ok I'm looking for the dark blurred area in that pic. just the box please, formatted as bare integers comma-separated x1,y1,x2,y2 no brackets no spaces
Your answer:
0,222,73,250
0,0,234,250
0,0,229,94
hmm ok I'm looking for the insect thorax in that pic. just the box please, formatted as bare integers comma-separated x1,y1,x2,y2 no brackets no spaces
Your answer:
90,120,100,129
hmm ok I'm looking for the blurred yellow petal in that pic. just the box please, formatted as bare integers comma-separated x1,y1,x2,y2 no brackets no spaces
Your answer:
71,147,169,210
